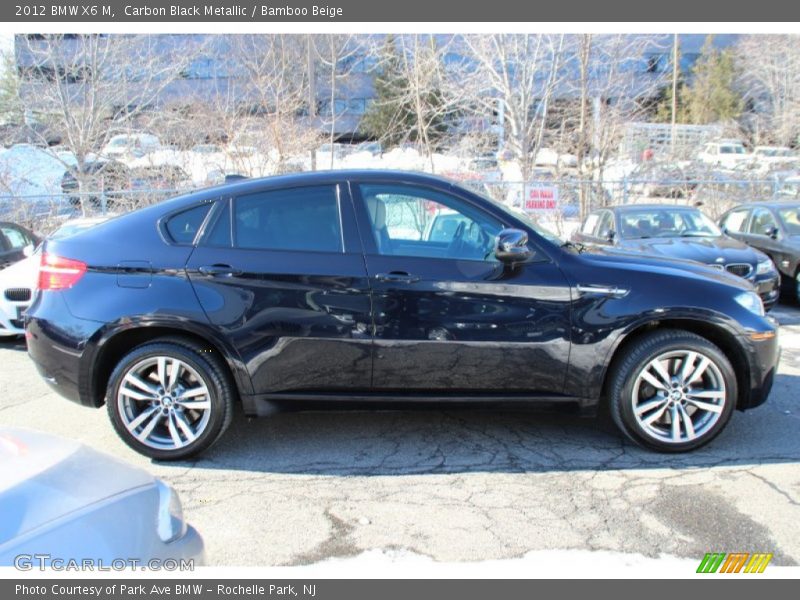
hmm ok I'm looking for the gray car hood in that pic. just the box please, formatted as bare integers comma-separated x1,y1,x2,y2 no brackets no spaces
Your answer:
0,428,155,545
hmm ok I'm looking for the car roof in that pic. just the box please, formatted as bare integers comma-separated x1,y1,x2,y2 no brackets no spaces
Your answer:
192,169,463,198
600,204,703,213
726,200,800,210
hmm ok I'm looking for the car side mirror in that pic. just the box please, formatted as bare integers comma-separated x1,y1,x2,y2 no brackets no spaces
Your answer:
766,226,780,239
22,244,34,258
495,228,533,263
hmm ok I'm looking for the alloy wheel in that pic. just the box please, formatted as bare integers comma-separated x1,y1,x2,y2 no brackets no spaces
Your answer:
631,350,727,444
117,356,212,451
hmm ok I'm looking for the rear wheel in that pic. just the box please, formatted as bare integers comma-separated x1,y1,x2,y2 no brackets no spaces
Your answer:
608,330,736,452
106,339,234,460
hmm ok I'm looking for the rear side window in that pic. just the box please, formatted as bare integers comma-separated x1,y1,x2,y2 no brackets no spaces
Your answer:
232,185,342,253
165,204,212,244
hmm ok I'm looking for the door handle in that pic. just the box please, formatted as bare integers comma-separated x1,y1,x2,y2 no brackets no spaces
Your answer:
198,264,242,277
375,271,420,284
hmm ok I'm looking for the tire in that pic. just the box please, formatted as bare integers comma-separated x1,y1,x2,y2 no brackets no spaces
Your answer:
607,329,737,452
106,338,235,460
795,272,800,305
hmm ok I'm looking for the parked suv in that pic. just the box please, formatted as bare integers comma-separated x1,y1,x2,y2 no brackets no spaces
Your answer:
719,201,800,301
26,171,779,459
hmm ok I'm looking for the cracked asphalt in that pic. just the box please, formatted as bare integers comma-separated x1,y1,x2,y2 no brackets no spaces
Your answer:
1,305,799,567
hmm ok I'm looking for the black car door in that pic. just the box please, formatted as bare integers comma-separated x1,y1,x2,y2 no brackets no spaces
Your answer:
186,183,373,394
350,180,572,395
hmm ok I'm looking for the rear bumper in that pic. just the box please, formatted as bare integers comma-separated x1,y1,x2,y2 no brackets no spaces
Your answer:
26,293,104,408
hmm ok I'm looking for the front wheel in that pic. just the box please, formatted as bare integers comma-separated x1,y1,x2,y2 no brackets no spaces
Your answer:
106,339,234,460
607,330,737,452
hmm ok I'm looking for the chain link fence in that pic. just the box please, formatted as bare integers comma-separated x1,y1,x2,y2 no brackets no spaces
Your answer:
2,176,800,238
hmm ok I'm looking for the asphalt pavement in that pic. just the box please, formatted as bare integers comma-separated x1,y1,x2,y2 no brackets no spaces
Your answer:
1,305,799,567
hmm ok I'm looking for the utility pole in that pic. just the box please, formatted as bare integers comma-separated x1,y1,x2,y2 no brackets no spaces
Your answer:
670,33,679,157
308,36,317,170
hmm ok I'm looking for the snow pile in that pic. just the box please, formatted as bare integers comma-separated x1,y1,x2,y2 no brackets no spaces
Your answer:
0,145,67,201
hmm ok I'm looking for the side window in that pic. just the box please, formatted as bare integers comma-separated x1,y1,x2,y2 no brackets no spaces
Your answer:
358,183,503,261
721,210,749,233
165,204,211,244
0,226,29,250
749,208,778,236
581,212,600,236
232,185,342,253
205,200,232,247
595,211,615,239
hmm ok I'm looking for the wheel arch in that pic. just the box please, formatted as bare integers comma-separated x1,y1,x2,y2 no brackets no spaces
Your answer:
601,318,750,411
85,321,252,408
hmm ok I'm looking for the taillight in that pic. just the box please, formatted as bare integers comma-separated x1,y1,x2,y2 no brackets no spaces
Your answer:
38,253,87,291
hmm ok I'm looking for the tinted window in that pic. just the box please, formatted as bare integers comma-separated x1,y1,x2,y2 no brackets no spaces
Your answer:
165,204,211,244
233,185,342,253
721,210,749,233
749,208,778,235
205,201,232,247
359,183,503,261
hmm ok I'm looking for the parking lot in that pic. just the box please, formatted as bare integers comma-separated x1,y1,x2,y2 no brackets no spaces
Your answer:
1,304,799,567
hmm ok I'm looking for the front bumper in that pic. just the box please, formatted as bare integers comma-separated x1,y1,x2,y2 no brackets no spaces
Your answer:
738,321,780,410
754,272,781,310
0,298,31,337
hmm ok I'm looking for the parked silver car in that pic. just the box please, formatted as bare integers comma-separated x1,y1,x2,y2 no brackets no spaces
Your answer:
0,427,204,568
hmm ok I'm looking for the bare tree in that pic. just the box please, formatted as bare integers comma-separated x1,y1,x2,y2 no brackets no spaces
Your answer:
736,35,800,146
228,34,318,175
457,34,566,182
312,34,364,169
17,34,198,213
562,34,670,215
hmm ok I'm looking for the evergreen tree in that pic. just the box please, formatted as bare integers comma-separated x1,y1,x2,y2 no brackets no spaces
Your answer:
0,52,23,125
681,36,744,124
361,35,414,147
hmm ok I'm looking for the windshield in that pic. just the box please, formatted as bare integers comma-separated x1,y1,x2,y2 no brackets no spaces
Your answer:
471,188,563,246
778,207,800,235
618,209,721,239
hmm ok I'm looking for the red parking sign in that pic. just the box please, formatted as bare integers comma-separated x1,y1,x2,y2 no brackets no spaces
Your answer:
523,186,559,212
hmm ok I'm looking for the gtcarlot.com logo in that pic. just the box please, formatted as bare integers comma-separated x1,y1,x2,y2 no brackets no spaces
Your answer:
697,552,773,574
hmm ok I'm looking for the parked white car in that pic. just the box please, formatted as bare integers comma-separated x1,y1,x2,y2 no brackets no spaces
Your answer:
697,140,752,170
101,133,161,160
0,216,112,338
752,146,799,171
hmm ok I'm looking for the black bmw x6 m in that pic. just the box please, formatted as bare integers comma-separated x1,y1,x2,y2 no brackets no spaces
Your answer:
26,170,779,459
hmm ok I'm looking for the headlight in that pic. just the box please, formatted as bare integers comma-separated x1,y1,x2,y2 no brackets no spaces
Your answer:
734,291,765,316
756,258,776,276
156,480,187,543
